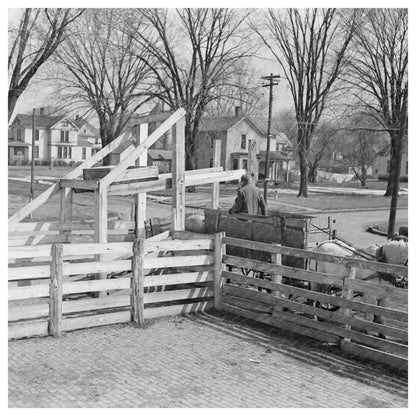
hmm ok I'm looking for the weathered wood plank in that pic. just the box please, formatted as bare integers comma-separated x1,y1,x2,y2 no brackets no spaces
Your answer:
60,179,99,190
63,260,131,276
61,311,131,332
213,232,226,310
144,271,213,287
62,294,130,315
49,244,63,337
144,255,214,269
9,303,49,321
131,239,145,325
345,279,408,302
62,277,131,295
9,321,49,340
144,301,213,320
8,265,51,280
145,239,213,253
145,287,213,304
341,340,408,371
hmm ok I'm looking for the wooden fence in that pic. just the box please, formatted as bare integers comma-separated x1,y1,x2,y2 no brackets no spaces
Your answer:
8,232,221,340
218,236,408,371
8,218,170,247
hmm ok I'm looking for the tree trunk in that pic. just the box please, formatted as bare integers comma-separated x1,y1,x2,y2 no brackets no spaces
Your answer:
384,143,397,196
298,144,308,197
387,135,403,238
8,92,20,122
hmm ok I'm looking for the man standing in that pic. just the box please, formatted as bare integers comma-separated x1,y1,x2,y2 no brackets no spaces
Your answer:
229,174,267,215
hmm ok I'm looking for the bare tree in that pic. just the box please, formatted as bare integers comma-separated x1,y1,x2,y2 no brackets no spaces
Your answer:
130,8,256,170
341,116,388,187
205,63,268,117
8,8,83,122
347,9,407,237
53,9,154,162
253,8,359,196
307,123,337,183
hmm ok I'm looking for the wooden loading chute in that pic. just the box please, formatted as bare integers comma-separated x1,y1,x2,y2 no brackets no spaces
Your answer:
8,108,245,243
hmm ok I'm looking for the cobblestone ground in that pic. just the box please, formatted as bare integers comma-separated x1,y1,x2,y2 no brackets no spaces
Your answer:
8,310,408,408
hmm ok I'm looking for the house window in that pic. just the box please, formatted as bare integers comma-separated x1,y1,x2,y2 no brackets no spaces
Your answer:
68,147,72,159
65,131,69,142
276,143,282,152
35,130,40,141
82,148,86,159
62,121,68,127
63,147,67,158
34,146,39,159
209,158,213,168
232,159,239,170
242,159,248,170
60,131,64,142
241,134,247,149
17,129,22,141
58,147,62,158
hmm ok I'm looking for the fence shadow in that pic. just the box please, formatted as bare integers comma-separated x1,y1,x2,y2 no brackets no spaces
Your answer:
192,309,408,400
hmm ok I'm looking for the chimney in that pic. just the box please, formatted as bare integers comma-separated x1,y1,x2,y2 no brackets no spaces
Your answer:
235,106,242,117
75,114,79,120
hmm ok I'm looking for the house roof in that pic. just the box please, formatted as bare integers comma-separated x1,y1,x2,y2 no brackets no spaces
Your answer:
11,114,81,131
148,149,172,160
246,118,291,145
74,118,100,136
198,116,245,132
11,114,73,129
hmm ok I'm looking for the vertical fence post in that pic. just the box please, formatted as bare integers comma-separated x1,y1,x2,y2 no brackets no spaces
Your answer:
340,265,356,339
213,232,226,310
131,238,145,326
270,243,282,297
172,117,185,232
49,243,63,337
212,137,221,209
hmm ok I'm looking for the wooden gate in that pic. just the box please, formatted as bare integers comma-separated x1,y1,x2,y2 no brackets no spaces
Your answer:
217,236,408,371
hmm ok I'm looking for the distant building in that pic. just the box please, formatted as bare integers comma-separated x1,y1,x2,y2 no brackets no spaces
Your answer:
372,143,408,178
196,110,294,181
8,108,95,165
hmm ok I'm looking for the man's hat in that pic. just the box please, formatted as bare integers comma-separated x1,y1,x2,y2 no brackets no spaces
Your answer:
240,174,250,183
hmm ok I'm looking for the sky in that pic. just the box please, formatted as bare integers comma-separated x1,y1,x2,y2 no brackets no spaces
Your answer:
7,6,297,123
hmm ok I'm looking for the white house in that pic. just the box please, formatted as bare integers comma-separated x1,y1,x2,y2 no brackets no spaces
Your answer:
9,110,94,165
196,111,294,181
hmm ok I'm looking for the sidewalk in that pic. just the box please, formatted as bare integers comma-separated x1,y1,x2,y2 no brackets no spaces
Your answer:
9,311,408,408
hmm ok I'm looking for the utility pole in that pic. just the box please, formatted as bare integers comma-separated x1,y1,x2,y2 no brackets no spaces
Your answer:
261,73,280,211
29,108,36,219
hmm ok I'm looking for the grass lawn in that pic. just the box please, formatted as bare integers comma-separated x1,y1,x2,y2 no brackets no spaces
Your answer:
8,166,408,220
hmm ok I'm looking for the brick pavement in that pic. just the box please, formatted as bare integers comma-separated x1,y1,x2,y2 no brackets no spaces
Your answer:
8,310,408,408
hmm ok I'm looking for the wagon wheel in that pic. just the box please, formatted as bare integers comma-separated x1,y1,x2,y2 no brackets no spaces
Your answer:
320,286,341,312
